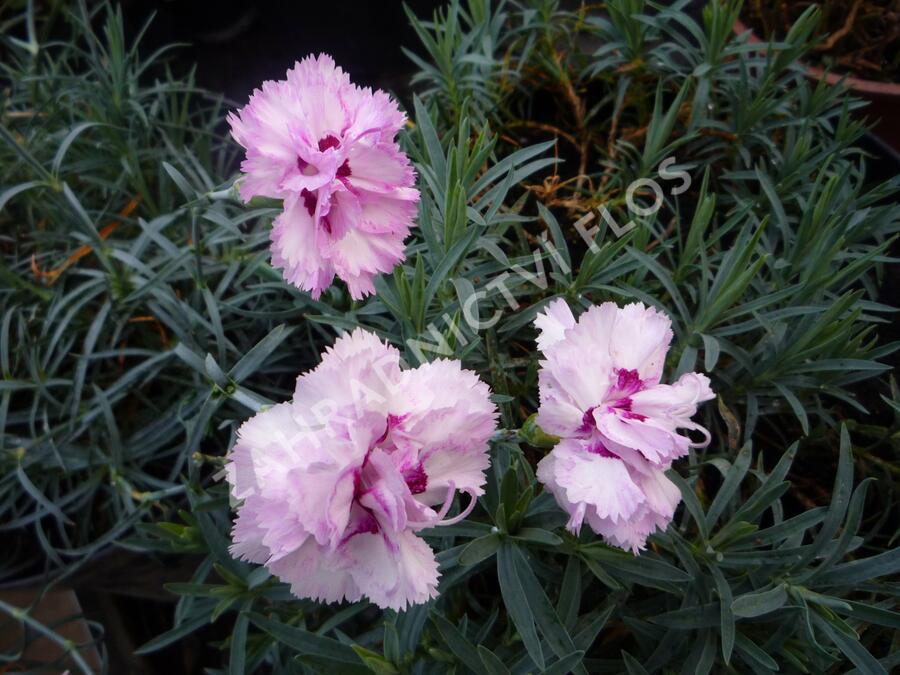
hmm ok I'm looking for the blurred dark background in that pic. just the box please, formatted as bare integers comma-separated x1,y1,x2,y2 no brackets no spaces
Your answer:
120,0,444,105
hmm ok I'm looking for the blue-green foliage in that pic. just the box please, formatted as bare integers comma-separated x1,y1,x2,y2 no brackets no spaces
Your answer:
1,0,898,673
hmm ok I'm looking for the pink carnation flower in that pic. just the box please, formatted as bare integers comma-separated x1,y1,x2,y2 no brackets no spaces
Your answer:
533,299,714,552
226,329,498,609
228,54,419,299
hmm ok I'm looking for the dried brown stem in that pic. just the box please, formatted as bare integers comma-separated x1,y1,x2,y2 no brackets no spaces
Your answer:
816,0,864,50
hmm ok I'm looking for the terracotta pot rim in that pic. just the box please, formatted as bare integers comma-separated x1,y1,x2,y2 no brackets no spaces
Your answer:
733,17,900,96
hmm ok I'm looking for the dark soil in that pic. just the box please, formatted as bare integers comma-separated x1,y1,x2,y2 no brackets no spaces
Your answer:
741,0,900,83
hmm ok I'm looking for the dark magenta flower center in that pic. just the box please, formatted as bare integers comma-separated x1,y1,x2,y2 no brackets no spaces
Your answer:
402,463,428,495
578,369,648,433
300,188,317,217
614,368,643,396
318,134,341,151
318,135,351,177
586,439,617,458
295,135,352,221
610,369,647,420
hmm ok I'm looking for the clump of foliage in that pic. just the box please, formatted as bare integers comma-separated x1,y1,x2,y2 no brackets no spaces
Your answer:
0,0,315,584
409,0,899,437
1,0,899,673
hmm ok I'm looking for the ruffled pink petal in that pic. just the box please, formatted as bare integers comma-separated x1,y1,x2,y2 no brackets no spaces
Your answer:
631,373,715,422
392,359,498,502
560,302,618,367
416,450,491,509
292,328,402,423
227,81,299,163
226,402,336,500
344,529,440,611
586,505,664,554
331,227,409,299
549,439,645,524
635,468,682,522
284,463,356,551
356,192,419,235
247,498,311,561
594,410,691,465
342,87,407,143
280,160,339,194
319,186,360,241
537,451,586,532
534,303,619,436
270,194,336,298
346,143,417,195
608,302,673,385
284,54,353,142
535,382,588,439
359,449,415,533
229,502,274,565
235,151,292,201
534,298,577,352
268,537,362,606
